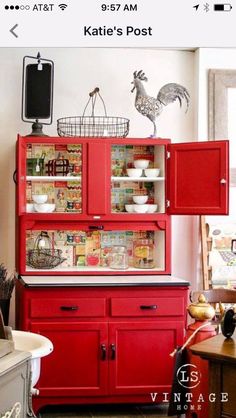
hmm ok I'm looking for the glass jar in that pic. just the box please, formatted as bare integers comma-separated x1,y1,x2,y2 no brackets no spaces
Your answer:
133,239,155,269
109,246,128,270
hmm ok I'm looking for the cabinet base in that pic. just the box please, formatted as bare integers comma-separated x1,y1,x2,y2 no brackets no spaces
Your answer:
33,393,171,415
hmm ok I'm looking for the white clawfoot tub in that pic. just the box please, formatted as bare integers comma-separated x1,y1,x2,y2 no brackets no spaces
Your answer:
12,330,53,388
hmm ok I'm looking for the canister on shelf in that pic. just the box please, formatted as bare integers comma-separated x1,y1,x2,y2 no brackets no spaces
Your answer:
86,251,100,266
133,239,155,269
109,245,129,270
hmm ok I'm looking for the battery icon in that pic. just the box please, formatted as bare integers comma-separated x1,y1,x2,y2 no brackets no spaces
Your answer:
214,4,232,10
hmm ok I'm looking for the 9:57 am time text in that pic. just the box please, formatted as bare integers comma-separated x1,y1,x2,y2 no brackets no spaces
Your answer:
101,3,138,11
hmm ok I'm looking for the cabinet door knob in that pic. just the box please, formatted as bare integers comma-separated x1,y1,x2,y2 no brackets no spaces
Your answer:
101,344,107,360
220,178,227,184
110,344,116,360
140,305,157,310
60,305,78,311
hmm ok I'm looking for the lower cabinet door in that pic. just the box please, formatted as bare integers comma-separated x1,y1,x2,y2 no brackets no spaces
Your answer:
108,321,184,395
30,321,108,397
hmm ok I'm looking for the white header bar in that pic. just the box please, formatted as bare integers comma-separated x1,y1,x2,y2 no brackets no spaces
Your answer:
0,0,236,47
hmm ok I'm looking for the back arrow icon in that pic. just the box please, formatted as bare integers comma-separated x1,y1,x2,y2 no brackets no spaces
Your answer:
10,24,18,38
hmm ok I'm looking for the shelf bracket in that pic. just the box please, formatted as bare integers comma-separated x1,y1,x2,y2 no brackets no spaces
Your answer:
155,221,166,230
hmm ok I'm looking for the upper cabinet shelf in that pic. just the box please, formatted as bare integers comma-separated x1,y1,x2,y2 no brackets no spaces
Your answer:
18,137,167,217
17,136,229,219
26,176,82,182
111,176,165,182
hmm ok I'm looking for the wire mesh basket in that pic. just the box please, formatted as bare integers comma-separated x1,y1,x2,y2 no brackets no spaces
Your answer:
27,248,66,269
26,231,66,269
57,88,130,138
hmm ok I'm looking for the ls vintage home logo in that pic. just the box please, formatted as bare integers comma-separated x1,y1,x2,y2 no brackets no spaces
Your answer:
150,363,229,412
177,363,201,389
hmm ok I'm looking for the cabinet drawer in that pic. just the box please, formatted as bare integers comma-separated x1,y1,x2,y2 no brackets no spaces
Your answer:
111,297,184,317
30,298,106,318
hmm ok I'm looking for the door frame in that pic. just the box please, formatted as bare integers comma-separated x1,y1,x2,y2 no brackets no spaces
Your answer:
209,69,236,139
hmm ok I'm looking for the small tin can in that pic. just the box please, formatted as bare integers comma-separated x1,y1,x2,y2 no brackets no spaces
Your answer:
67,234,74,244
67,201,74,211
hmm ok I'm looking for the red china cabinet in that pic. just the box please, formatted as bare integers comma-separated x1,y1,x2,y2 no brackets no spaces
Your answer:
15,135,229,412
16,136,229,276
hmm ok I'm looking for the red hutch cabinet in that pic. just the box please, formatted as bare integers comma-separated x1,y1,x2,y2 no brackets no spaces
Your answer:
16,136,229,276
15,135,229,412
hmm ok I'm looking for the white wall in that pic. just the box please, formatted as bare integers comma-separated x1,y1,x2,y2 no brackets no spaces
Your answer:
0,48,194,324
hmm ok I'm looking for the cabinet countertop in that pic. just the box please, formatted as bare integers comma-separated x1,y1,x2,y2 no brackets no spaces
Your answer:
19,275,190,288
190,333,236,364
190,333,236,418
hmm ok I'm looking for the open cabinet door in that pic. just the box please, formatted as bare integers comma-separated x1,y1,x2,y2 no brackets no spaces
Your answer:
167,140,229,215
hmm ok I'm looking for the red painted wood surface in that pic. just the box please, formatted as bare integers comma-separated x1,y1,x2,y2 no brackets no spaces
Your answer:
30,297,106,318
111,297,185,317
15,135,229,412
168,140,229,215
16,135,171,221
109,321,183,395
16,136,229,276
31,321,109,397
15,282,188,412
17,136,229,218
87,142,109,215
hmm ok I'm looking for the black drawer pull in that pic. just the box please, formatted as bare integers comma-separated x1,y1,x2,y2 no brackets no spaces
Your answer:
110,343,116,360
60,305,79,311
89,225,104,230
101,344,107,361
140,305,157,310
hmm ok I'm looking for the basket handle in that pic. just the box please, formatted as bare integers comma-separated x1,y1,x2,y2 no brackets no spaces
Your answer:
82,87,107,118
34,231,52,250
89,87,100,97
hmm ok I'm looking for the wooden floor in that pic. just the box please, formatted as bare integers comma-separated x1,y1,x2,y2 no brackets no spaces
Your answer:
39,404,178,418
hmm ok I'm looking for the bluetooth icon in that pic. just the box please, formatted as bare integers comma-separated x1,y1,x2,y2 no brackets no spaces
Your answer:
204,3,210,11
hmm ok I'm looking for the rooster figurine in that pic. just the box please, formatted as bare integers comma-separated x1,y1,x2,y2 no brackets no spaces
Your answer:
131,70,190,137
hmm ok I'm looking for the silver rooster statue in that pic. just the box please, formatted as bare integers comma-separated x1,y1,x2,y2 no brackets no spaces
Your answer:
131,70,190,137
